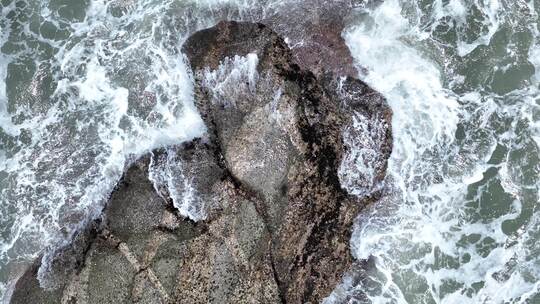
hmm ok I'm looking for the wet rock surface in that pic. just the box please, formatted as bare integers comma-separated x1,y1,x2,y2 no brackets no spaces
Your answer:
261,0,365,78
9,20,391,304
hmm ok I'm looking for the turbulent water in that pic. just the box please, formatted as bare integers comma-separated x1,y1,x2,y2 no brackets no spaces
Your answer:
0,0,539,303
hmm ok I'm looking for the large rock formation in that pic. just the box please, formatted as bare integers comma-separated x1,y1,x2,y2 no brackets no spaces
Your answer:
8,20,391,304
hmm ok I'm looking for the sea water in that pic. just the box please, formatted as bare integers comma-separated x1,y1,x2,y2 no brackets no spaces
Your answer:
327,0,540,303
0,0,539,303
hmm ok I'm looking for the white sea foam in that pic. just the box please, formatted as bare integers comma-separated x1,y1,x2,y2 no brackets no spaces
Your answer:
202,53,260,108
325,0,540,303
455,0,502,57
338,111,389,197
149,147,206,222
0,4,19,138
2,0,539,302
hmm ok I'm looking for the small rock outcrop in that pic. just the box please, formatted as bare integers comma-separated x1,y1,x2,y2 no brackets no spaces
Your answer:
8,20,391,304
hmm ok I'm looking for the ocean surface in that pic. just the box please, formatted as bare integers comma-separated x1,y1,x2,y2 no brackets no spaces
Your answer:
0,0,539,303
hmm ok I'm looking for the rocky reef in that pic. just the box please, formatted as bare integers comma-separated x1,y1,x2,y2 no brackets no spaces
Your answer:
8,20,391,304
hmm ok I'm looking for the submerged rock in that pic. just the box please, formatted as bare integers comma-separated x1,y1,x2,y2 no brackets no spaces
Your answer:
8,21,391,304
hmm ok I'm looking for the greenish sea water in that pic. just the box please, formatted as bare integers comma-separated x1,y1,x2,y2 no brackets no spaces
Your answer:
0,0,539,303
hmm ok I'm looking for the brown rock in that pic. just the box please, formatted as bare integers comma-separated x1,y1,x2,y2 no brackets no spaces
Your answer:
183,20,391,303
262,0,365,78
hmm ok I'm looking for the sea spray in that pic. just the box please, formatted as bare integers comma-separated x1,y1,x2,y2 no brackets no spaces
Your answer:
325,0,540,303
1,0,539,302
